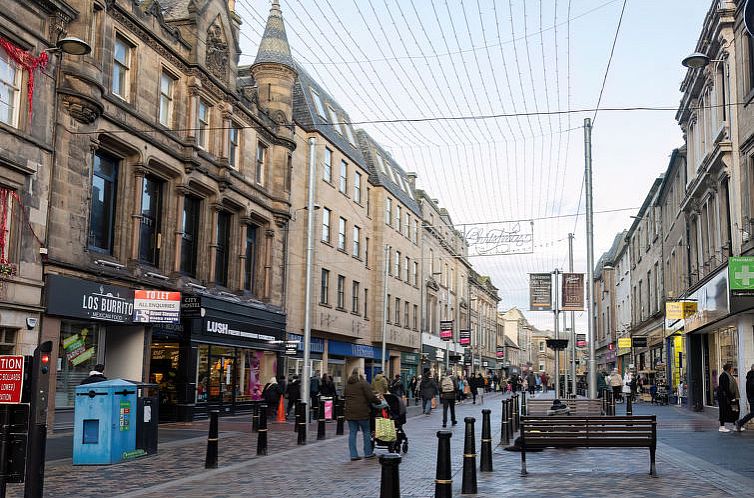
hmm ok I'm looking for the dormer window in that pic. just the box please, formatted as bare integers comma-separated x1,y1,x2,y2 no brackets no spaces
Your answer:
311,88,326,118
327,105,340,133
345,124,356,145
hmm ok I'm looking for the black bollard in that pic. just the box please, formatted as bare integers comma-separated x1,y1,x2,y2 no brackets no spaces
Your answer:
256,404,268,456
610,390,616,416
294,399,301,433
505,398,512,443
435,431,453,498
521,391,527,416
499,398,509,446
626,392,633,416
480,409,493,472
461,417,477,495
252,403,259,433
297,401,307,445
205,410,219,469
512,395,519,434
379,453,402,498
317,398,326,440
336,396,345,435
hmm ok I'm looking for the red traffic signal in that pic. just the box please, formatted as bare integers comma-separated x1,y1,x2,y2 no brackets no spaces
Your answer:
40,353,50,373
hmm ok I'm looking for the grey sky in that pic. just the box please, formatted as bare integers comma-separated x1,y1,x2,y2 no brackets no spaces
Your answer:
238,0,710,332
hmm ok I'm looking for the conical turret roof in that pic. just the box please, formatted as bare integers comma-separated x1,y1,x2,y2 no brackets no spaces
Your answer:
253,1,294,70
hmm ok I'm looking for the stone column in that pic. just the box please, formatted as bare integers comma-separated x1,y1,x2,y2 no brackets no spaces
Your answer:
173,185,188,273
131,165,147,261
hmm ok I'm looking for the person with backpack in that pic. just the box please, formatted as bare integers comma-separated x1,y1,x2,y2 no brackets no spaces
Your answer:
440,370,458,428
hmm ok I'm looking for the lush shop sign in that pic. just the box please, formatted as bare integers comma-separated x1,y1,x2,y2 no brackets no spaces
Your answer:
47,274,134,323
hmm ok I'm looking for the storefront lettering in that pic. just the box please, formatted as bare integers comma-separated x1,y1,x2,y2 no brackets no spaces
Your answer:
205,320,275,342
81,292,134,320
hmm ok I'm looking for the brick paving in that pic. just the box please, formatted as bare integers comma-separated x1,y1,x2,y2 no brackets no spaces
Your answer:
8,392,754,497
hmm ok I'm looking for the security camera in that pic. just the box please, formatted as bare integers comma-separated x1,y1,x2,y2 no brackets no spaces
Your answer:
26,317,38,330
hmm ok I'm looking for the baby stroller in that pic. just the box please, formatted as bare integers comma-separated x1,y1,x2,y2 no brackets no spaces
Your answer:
372,393,409,454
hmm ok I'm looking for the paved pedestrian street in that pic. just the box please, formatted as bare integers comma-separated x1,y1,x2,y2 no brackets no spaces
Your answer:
9,392,754,497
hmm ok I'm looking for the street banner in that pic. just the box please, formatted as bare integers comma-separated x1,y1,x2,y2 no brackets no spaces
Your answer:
461,220,534,257
496,345,504,358
529,273,552,311
440,320,453,341
134,290,181,323
665,300,698,319
459,329,471,346
618,337,632,348
576,333,586,347
632,337,648,348
561,273,585,311
729,256,754,295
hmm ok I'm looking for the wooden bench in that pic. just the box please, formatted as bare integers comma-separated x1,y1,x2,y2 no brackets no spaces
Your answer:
525,398,603,416
519,415,657,476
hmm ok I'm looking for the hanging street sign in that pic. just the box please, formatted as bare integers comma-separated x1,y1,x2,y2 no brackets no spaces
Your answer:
529,273,552,311
729,257,754,295
496,345,504,358
561,273,585,311
440,320,454,341
665,300,698,319
459,329,471,346
461,221,534,256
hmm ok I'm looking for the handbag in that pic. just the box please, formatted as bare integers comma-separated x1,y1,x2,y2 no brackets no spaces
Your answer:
375,417,396,442
431,397,438,409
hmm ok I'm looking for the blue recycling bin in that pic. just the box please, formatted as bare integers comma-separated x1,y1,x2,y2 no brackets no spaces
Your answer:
73,379,137,465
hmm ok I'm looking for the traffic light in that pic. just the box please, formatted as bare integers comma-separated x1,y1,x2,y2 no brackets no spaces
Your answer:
40,352,50,374
32,341,52,425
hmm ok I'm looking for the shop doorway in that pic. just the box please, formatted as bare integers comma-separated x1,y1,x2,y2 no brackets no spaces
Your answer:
149,341,180,421
207,346,236,414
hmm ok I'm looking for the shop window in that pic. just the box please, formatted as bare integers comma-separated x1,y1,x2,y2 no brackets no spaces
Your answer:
244,225,258,292
89,151,119,253
215,211,231,286
56,322,100,409
139,176,162,265
180,195,200,276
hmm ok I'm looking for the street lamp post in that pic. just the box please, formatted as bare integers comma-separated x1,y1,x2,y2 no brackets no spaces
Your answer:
300,138,317,421
382,244,390,374
585,118,597,399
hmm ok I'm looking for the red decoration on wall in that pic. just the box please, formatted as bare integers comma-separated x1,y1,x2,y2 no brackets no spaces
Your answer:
0,36,49,120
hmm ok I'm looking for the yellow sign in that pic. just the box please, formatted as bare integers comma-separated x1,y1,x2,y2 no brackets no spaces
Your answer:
665,301,697,319
674,335,684,352
618,337,632,348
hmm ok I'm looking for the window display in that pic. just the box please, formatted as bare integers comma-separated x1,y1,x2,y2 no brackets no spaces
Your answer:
56,322,101,408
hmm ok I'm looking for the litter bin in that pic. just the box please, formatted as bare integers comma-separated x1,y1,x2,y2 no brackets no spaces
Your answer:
73,379,137,465
134,382,159,455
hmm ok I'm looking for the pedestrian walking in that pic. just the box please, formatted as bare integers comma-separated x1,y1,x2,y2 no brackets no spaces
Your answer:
80,363,107,385
609,369,623,403
736,364,754,431
285,375,301,418
408,375,417,404
439,371,457,428
389,374,405,400
622,371,633,403
262,377,282,417
597,370,608,398
320,373,337,397
718,363,740,433
372,371,389,395
540,372,548,393
419,370,438,414
343,368,380,460
310,371,321,410
457,376,466,402
526,371,537,397
470,373,481,404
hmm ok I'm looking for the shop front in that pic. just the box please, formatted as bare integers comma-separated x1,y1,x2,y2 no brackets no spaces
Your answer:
43,274,162,430
284,333,325,385
175,294,286,421
421,344,446,376
327,340,382,384
400,352,419,386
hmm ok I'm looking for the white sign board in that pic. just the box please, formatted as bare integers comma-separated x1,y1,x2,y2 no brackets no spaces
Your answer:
462,221,534,256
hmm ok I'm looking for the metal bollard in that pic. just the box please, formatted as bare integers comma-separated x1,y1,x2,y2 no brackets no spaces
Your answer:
521,391,527,416
256,404,268,456
500,398,509,446
205,410,219,469
512,395,519,434
297,401,307,445
379,453,402,498
317,398,326,440
294,399,301,433
435,431,453,498
480,409,493,472
610,390,616,416
626,392,633,416
461,417,477,495
336,396,345,435
252,403,259,433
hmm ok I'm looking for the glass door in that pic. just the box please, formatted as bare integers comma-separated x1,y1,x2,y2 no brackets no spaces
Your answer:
207,346,236,414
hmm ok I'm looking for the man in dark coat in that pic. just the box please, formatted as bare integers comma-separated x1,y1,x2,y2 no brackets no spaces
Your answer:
285,375,301,418
344,368,379,460
526,371,537,397
80,364,107,385
718,363,740,432
439,371,457,428
419,370,438,414
736,364,754,431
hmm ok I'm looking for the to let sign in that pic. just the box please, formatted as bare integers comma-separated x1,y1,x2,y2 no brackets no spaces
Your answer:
0,356,24,404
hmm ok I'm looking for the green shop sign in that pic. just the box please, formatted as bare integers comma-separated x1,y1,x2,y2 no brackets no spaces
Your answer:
729,257,754,293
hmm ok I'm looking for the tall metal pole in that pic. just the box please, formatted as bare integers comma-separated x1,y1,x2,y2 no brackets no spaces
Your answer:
569,233,577,396
553,269,560,397
584,118,597,399
301,138,317,416
382,244,390,374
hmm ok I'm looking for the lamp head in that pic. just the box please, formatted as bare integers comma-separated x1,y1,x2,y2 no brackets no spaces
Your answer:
681,52,710,69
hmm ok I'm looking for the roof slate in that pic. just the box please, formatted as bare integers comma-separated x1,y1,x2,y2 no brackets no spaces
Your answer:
253,1,294,69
